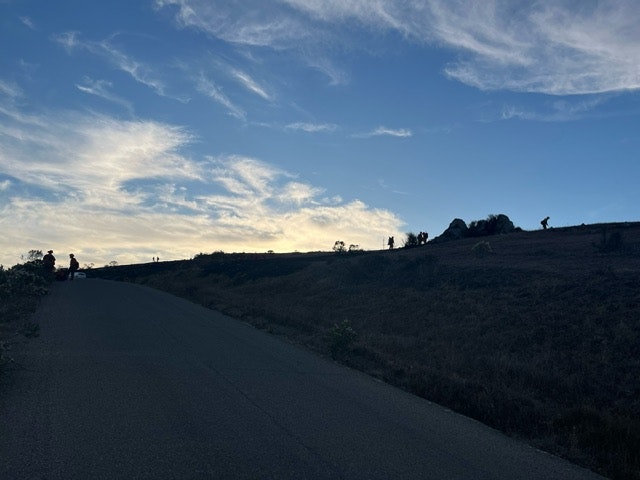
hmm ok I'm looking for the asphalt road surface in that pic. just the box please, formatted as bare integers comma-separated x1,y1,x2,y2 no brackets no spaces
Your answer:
1,279,606,479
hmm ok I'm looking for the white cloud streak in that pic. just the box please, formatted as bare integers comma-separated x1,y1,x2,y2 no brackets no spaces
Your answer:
285,122,337,133
230,68,272,101
195,74,246,120
500,96,610,122
75,77,133,112
353,126,413,138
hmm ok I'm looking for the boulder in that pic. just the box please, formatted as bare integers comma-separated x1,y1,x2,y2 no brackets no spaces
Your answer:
493,214,515,234
433,218,468,242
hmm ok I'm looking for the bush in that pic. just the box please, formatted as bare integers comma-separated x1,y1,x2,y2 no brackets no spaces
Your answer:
404,232,419,248
0,263,49,300
468,214,515,237
326,319,357,358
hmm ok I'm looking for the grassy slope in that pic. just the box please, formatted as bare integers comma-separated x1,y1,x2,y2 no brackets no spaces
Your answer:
94,223,640,479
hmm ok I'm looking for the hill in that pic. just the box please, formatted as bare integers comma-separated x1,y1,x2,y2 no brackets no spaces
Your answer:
93,222,640,479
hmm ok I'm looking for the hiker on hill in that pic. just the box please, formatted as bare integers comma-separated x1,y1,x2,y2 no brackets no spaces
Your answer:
68,253,80,280
43,250,56,273
541,216,550,230
387,236,395,250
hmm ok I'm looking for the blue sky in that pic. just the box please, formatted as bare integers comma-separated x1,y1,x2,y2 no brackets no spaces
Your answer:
1,0,639,267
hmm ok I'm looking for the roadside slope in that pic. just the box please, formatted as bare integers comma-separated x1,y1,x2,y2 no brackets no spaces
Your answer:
93,222,640,479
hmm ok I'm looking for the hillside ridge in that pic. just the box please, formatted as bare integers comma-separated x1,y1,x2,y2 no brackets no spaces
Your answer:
92,221,640,480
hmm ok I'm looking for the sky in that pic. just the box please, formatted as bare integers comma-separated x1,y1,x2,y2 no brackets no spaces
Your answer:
1,0,639,268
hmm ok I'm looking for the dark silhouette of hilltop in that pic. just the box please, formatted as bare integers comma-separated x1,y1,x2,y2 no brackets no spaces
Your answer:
93,221,640,480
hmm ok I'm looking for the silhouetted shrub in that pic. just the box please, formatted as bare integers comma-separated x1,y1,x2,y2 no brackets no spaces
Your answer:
404,232,419,248
468,214,515,237
0,263,49,299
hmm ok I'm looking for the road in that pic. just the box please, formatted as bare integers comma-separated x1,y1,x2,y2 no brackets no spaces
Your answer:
0,279,605,479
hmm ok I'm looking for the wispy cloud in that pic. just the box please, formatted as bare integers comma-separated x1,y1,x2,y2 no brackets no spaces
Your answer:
285,122,337,133
155,0,312,48
0,103,403,266
97,40,170,98
377,178,410,196
155,0,348,86
20,16,36,30
53,32,186,101
196,74,246,120
305,56,350,86
156,0,640,95
230,68,272,101
76,77,133,112
435,1,640,94
352,126,413,138
52,31,82,53
0,79,23,99
500,96,610,122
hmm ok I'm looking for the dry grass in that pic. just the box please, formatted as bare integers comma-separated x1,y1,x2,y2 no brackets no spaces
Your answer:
95,222,640,480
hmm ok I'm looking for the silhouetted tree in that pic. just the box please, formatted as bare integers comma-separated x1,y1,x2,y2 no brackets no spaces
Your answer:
23,250,43,262
333,240,346,253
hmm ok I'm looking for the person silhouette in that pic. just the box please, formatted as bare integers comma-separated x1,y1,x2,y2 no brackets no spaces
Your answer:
43,250,56,273
387,236,395,250
541,216,550,230
68,253,79,280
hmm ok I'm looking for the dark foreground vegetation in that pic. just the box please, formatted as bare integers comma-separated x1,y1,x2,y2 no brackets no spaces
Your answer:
94,222,640,479
0,261,49,373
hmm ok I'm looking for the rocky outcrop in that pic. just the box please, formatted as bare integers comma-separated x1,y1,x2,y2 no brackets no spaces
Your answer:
432,218,468,243
432,214,517,243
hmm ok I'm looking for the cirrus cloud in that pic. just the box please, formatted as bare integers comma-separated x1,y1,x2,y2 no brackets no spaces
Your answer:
156,0,640,95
